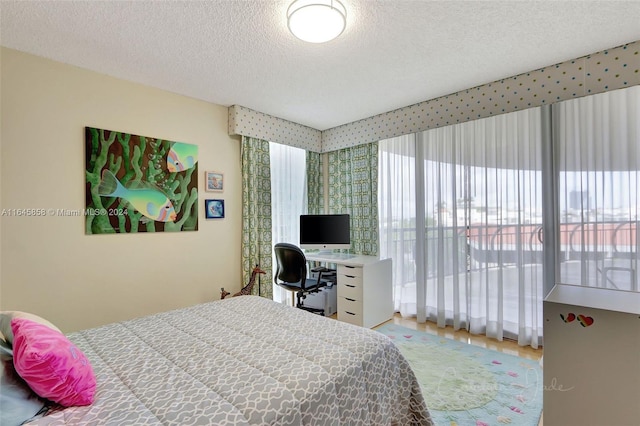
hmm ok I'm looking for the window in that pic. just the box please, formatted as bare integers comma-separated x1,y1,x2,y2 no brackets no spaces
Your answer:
270,142,308,303
379,86,639,346
555,86,639,291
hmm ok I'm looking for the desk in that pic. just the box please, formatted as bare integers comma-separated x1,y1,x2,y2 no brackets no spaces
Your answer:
306,253,393,328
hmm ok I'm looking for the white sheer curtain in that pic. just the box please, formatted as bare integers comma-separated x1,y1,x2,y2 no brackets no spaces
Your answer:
380,108,544,348
269,142,308,303
555,86,639,292
379,134,417,316
448,110,543,347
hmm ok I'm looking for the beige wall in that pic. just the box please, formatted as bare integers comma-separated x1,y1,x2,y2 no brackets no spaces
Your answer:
0,48,242,332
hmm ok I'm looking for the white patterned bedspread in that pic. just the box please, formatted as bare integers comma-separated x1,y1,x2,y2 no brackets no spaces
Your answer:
28,296,432,425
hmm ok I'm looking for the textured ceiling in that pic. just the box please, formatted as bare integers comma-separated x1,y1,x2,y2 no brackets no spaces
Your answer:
2,1,640,131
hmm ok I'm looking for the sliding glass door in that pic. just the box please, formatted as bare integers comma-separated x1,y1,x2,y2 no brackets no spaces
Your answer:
555,86,639,292
420,108,544,347
380,108,544,347
380,86,639,347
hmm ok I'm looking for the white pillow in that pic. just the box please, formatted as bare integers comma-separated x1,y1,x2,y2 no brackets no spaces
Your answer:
0,311,62,356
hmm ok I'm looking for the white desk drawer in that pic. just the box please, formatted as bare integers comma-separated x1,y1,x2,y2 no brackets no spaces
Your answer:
339,296,363,326
339,310,363,326
339,273,363,288
338,281,362,300
338,264,363,278
339,296,363,316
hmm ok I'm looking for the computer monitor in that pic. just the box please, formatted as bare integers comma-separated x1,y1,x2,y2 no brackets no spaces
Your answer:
299,214,350,251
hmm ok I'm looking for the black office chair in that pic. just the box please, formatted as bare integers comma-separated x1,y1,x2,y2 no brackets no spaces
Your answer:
274,243,329,315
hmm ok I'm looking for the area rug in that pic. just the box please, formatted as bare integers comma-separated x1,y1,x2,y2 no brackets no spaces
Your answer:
376,324,542,426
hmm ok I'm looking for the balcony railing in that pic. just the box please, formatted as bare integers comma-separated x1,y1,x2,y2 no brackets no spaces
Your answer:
382,220,638,290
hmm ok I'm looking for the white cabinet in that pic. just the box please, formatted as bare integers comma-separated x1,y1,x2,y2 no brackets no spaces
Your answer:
543,284,640,426
336,260,393,328
337,264,364,325
306,254,393,328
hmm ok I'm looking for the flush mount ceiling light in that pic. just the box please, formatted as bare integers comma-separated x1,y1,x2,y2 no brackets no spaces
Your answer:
287,0,347,43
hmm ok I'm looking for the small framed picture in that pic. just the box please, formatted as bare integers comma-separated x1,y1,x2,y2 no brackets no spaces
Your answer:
205,199,224,219
205,171,224,192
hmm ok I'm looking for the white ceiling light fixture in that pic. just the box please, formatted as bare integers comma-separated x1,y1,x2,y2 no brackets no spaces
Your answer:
287,0,347,43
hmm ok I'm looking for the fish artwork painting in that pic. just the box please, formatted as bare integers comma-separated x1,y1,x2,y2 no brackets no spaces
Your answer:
85,127,198,234
98,170,177,223
167,142,198,172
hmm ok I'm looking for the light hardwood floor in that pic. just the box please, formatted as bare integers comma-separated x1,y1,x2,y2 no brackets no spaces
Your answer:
379,313,545,425
384,313,543,362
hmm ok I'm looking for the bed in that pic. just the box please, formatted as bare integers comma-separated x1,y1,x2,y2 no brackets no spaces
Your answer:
8,296,431,425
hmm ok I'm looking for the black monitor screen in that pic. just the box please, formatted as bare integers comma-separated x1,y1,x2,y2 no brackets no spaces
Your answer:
299,214,350,249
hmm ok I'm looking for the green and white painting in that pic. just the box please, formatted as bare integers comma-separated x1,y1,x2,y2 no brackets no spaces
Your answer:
85,127,198,234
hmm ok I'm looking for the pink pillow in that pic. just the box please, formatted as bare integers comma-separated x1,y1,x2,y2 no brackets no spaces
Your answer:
11,318,96,407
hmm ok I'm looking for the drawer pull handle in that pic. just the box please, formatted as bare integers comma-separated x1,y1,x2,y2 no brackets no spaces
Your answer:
346,284,355,288
345,266,355,269
345,297,356,302
345,275,356,278
345,311,356,316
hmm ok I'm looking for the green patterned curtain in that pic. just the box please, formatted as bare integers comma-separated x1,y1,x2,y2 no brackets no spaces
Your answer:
241,136,273,299
327,142,379,255
306,151,324,215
